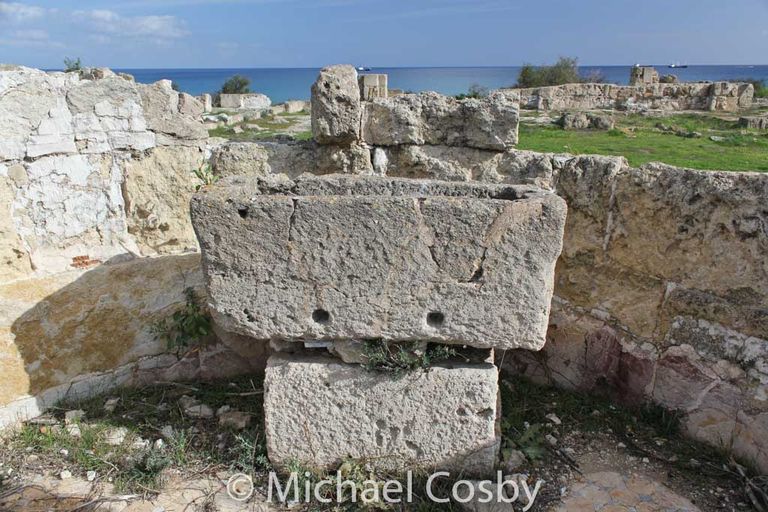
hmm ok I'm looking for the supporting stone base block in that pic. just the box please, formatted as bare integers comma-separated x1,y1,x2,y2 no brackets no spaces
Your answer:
264,353,500,477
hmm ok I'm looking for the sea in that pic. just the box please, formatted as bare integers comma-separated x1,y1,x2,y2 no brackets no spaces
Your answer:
115,65,768,104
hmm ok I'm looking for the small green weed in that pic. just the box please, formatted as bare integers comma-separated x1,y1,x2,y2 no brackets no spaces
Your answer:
193,163,218,191
362,342,458,375
152,287,212,354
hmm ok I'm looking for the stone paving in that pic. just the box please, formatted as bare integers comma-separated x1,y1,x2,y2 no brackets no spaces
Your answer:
555,471,701,512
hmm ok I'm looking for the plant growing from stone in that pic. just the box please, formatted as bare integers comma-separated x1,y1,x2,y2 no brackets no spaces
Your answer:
362,341,458,375
63,57,82,72
152,287,212,354
193,163,218,191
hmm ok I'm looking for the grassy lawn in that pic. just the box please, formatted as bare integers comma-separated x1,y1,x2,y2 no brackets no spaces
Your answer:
209,111,312,142
517,113,768,172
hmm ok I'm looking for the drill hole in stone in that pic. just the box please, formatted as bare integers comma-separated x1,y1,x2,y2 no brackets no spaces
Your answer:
237,206,249,219
312,309,330,325
427,311,445,328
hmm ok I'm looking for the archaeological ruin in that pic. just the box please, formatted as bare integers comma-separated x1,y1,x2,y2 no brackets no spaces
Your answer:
0,62,767,491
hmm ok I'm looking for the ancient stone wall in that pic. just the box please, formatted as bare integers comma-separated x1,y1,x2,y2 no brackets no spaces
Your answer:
2,64,766,474
208,66,768,472
0,66,262,427
515,81,754,112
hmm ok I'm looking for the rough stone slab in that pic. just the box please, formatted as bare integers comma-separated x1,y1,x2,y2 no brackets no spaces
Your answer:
264,353,499,476
191,174,566,350
311,65,361,144
361,91,519,150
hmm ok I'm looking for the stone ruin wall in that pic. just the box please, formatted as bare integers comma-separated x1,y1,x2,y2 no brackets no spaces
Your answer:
0,66,264,427
0,64,766,473
515,81,754,111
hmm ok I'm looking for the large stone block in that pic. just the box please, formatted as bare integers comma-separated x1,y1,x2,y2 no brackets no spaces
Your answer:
311,65,361,144
264,353,499,476
362,91,519,150
192,174,566,350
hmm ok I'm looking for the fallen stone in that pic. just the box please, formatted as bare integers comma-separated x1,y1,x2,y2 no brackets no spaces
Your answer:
558,112,614,130
192,174,566,351
311,64,361,144
65,424,81,438
503,449,527,473
545,413,562,425
103,398,120,413
104,427,128,446
59,470,72,480
264,353,499,476
64,410,85,424
218,410,251,430
86,471,96,482
739,115,768,129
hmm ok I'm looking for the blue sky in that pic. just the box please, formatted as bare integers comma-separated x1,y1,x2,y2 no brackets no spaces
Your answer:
0,0,766,69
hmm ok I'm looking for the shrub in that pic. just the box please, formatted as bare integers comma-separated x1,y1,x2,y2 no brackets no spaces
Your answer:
455,83,489,100
63,57,82,73
515,56,603,88
734,78,768,98
220,74,251,94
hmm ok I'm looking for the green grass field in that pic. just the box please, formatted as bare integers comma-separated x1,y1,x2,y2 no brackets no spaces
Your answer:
517,113,768,172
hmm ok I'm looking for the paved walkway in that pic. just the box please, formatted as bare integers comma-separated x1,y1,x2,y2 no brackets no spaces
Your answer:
556,471,701,512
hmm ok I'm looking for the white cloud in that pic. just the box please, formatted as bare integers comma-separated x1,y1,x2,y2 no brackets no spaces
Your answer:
0,2,46,23
0,28,62,48
73,9,188,40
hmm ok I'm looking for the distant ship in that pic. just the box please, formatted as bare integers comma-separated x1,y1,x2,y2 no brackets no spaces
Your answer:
668,63,689,69
357,67,372,71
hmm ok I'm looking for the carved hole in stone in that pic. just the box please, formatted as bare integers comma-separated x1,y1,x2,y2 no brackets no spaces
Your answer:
426,311,445,328
237,206,249,219
312,309,330,324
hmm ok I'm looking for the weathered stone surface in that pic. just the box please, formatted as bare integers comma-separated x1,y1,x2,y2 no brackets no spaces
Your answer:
359,73,388,100
220,93,271,110
178,93,204,118
362,91,519,150
123,145,204,255
264,353,499,475
739,115,768,129
0,175,32,281
380,146,556,188
516,81,753,112
629,66,659,86
11,153,139,274
311,65,361,144
192,174,566,350
558,112,614,130
210,141,373,178
0,253,203,404
139,80,208,141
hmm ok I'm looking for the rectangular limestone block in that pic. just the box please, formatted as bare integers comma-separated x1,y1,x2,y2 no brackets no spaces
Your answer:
361,91,519,150
191,174,566,351
264,353,500,476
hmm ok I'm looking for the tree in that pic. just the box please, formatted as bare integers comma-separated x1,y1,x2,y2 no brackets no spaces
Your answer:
515,57,602,88
220,75,251,94
63,57,82,73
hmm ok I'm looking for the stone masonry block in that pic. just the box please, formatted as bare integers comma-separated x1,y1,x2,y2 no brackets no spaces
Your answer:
191,174,566,350
264,353,499,476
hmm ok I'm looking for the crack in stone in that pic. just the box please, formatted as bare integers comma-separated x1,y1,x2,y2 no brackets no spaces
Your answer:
288,197,298,242
466,247,488,283
414,197,440,269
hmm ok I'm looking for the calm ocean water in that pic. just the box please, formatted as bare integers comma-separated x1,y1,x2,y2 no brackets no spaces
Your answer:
117,66,768,104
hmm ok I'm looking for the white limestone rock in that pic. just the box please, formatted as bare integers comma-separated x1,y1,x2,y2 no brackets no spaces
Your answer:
192,174,566,351
311,65,361,144
264,353,500,476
